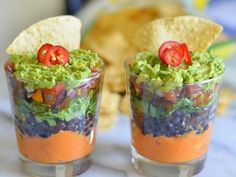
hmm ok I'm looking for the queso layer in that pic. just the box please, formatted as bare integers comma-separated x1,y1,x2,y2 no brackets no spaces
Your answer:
132,125,212,163
16,128,95,163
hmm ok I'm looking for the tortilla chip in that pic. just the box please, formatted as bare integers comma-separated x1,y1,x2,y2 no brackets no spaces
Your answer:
158,2,185,18
87,31,135,64
133,16,223,52
7,16,81,54
98,88,121,130
98,113,118,130
82,5,185,46
104,66,126,93
100,88,121,115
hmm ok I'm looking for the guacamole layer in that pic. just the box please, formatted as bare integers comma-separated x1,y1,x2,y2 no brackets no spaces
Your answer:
9,49,103,89
128,51,224,91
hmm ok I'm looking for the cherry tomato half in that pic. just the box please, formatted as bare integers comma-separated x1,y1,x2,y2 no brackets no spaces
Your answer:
43,46,69,66
37,43,53,63
181,43,192,65
162,48,183,67
158,41,184,60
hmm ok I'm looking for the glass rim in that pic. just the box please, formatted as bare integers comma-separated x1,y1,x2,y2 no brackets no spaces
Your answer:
124,52,225,86
4,58,105,85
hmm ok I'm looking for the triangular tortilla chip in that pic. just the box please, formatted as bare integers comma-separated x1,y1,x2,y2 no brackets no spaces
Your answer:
133,16,223,52
7,15,81,54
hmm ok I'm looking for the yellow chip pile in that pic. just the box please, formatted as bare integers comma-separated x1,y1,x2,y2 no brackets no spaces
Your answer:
82,5,186,130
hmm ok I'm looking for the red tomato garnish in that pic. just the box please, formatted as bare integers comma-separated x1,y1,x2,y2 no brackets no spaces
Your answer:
158,41,193,67
43,46,69,66
158,41,184,60
181,43,192,65
4,60,15,73
37,43,53,63
37,44,69,66
162,48,183,67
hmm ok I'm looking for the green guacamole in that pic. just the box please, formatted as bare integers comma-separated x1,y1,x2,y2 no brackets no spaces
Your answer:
10,49,103,89
128,51,225,91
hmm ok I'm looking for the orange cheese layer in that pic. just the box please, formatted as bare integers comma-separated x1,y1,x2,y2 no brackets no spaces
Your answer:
16,128,95,163
132,125,212,163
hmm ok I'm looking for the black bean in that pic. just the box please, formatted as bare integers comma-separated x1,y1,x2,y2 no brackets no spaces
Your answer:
38,130,52,138
203,124,209,132
52,121,66,134
65,121,77,131
83,128,91,136
196,129,202,135
22,124,36,136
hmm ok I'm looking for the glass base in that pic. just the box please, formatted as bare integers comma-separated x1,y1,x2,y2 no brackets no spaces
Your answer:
131,146,206,177
20,154,92,177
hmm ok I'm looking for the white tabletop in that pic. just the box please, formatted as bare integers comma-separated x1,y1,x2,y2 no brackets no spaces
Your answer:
0,57,236,177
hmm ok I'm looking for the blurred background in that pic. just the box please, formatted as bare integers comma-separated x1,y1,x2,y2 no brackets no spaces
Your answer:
0,0,235,129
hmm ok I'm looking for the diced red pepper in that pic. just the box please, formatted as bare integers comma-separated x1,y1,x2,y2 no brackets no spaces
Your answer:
185,85,202,97
163,90,177,103
4,60,15,73
42,83,65,106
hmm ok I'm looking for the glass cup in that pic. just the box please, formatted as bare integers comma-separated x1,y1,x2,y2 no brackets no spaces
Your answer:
125,56,224,177
4,60,104,176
